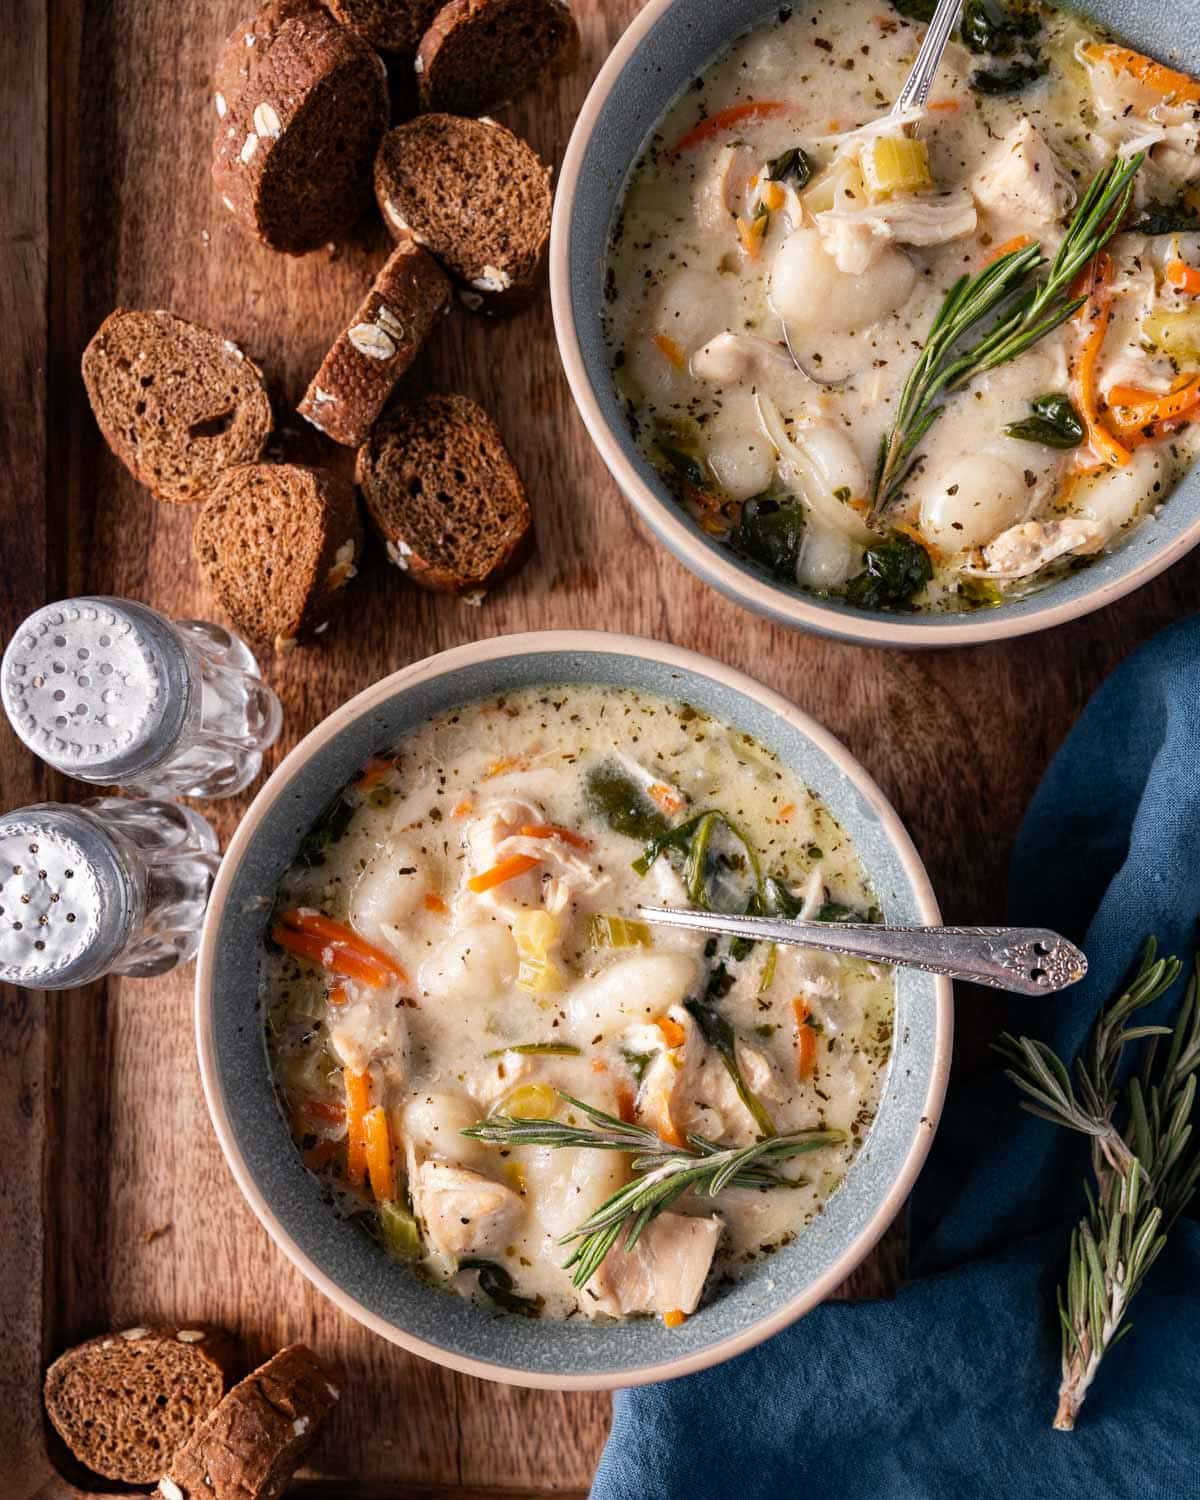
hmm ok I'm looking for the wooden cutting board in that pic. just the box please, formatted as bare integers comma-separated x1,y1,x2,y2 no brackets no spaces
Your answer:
2,0,1197,1493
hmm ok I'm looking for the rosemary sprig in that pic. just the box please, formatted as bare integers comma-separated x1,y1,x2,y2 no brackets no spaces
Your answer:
871,153,1144,515
463,1092,844,1287
996,939,1200,1430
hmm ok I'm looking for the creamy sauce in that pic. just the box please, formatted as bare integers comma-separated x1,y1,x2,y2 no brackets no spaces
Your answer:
264,687,893,1321
604,0,1200,612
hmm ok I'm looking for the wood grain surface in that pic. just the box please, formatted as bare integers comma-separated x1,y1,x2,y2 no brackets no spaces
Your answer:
3,0,1200,1495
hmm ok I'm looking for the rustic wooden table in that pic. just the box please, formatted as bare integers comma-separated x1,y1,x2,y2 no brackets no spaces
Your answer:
3,0,1198,1494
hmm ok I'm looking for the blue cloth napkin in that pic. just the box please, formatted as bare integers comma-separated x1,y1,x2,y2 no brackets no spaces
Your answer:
592,617,1200,1500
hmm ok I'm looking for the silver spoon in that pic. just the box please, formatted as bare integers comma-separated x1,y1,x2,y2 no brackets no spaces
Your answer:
633,906,1087,996
891,0,964,117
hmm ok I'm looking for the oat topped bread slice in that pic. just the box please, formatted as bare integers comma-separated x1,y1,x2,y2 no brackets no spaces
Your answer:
374,115,552,313
43,1324,237,1484
193,463,363,653
298,237,451,447
356,392,532,596
212,0,389,254
415,0,580,115
325,0,442,55
156,1343,339,1500
82,309,272,505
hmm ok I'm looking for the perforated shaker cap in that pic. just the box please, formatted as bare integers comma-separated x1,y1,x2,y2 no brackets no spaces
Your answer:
0,805,135,989
1,598,193,782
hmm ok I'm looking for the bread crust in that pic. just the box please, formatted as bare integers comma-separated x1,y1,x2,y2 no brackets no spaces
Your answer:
373,115,552,314
157,1343,339,1500
44,1324,237,1483
298,238,451,447
212,0,389,254
324,0,442,55
415,0,580,115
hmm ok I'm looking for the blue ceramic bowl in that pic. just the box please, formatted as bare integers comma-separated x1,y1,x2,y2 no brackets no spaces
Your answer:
550,0,1200,648
196,633,952,1388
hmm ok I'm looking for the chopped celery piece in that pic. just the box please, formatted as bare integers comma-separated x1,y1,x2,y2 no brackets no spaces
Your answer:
1143,308,1200,363
497,1083,560,1119
586,914,652,949
859,136,932,200
378,1200,421,1262
516,956,563,994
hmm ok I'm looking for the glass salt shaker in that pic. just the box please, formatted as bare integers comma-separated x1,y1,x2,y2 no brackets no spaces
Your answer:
1,597,282,799
0,798,220,988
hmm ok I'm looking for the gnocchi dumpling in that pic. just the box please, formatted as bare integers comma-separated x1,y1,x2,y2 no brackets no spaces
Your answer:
918,453,1031,552
419,919,518,1005
769,228,917,335
351,842,427,948
566,952,698,1036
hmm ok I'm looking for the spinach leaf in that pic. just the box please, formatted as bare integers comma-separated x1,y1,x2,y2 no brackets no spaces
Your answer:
635,809,762,911
1129,200,1200,236
970,56,1048,93
460,1259,543,1317
621,1048,657,1086
685,995,776,1138
294,793,354,870
961,0,1040,55
732,494,805,583
766,146,813,189
658,442,711,492
843,532,932,612
1005,393,1085,448
764,875,802,919
889,0,938,20
586,763,671,843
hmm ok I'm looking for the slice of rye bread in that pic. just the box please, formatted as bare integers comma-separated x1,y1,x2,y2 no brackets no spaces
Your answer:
193,463,363,652
356,393,532,595
43,1324,238,1484
212,0,312,118
415,0,580,116
297,237,450,446
212,0,389,255
156,1344,339,1500
325,0,442,55
82,309,273,506
374,115,552,313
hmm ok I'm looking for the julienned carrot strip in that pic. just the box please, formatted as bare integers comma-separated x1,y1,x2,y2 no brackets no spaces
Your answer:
647,781,685,815
1072,254,1131,471
328,982,349,1006
653,333,686,368
793,999,817,1081
355,756,397,792
344,1070,371,1188
1080,42,1200,104
518,822,593,851
279,909,409,985
423,891,449,914
656,1014,687,1050
672,100,794,154
362,1106,395,1202
1166,260,1200,296
271,924,394,989
981,233,1033,268
467,853,540,893
1105,376,1200,435
927,98,960,111
451,798,474,818
736,213,769,260
663,1309,687,1329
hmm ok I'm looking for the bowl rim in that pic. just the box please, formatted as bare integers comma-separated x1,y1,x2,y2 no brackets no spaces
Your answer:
195,630,953,1389
548,0,1200,650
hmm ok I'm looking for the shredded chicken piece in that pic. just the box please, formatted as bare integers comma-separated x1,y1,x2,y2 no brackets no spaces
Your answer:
411,1162,524,1259
969,518,1105,580
816,191,977,275
972,120,1077,226
461,796,607,915
691,331,797,384
328,990,408,1078
585,1211,722,1316
695,142,756,230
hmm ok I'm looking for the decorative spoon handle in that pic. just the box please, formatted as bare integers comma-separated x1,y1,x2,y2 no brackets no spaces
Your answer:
891,0,964,115
633,906,1087,996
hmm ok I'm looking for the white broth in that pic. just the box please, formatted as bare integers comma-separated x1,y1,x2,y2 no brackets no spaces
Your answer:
264,686,893,1323
604,0,1200,612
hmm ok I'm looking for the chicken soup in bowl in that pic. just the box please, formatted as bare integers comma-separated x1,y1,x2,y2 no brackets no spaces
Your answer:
196,634,951,1386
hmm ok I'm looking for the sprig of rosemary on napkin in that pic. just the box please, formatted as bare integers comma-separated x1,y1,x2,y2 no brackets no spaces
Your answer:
463,1093,843,1287
996,940,1200,1430
871,152,1143,515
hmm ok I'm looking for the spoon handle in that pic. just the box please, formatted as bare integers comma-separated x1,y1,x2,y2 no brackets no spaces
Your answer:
633,906,1087,996
892,0,964,115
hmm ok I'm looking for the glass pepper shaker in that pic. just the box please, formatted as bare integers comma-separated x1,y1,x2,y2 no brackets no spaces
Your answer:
1,597,282,799
0,798,220,988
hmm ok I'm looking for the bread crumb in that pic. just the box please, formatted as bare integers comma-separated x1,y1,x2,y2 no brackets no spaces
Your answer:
274,635,299,655
462,589,486,607
176,1329,206,1343
120,1327,150,1340
472,265,512,293
293,1416,310,1436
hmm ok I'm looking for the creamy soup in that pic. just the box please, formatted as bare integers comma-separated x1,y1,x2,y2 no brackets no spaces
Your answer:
264,687,893,1322
604,0,1200,612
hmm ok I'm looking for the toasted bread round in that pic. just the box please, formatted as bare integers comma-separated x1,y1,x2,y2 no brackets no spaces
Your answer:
212,0,389,255
356,393,532,596
157,1344,339,1500
82,309,272,505
298,237,451,447
194,463,363,652
325,0,442,54
415,0,580,115
374,115,552,313
44,1324,237,1484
